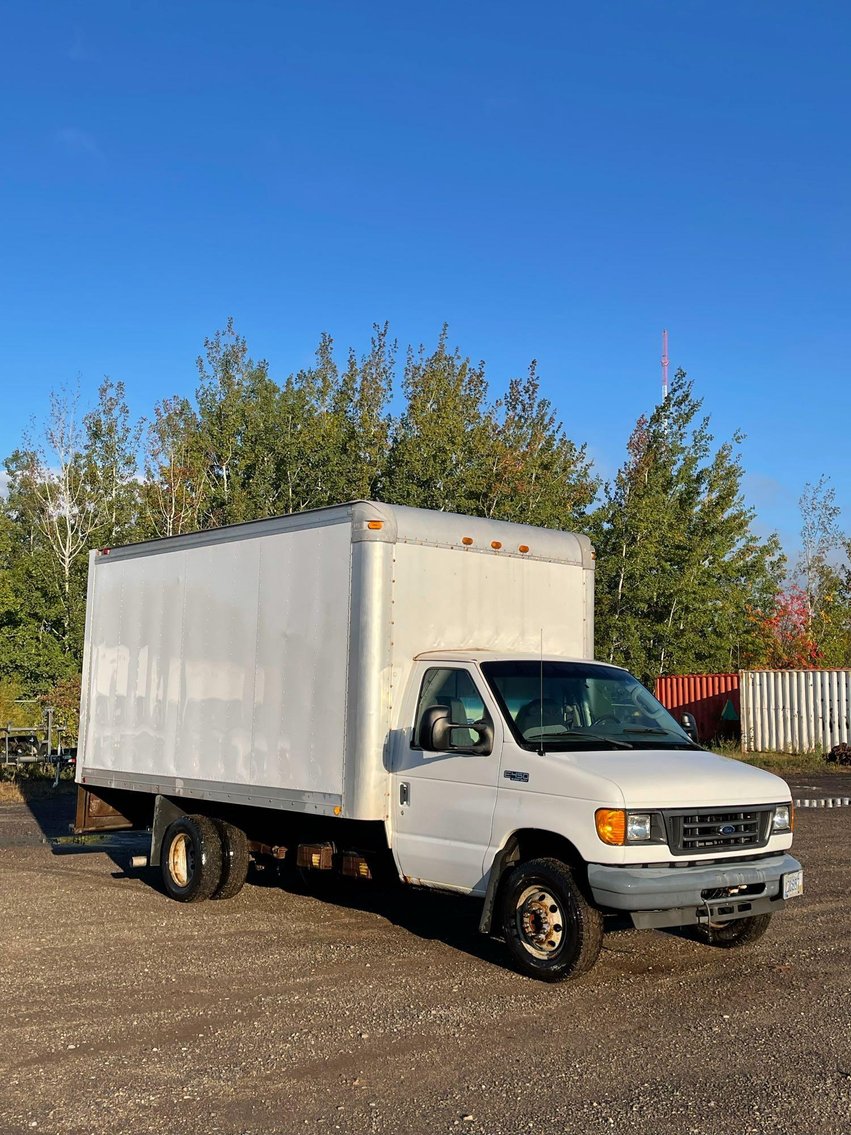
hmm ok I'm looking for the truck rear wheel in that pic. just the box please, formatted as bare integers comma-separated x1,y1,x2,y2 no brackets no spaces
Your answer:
500,857,603,982
211,819,250,900
697,912,773,948
161,815,223,903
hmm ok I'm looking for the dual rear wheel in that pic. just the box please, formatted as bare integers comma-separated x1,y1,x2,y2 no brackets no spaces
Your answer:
161,814,250,903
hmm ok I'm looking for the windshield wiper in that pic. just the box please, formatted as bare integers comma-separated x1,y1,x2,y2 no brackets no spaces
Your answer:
621,726,702,749
525,730,633,751
622,726,683,736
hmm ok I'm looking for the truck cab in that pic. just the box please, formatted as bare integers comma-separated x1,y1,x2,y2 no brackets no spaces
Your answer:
391,651,801,981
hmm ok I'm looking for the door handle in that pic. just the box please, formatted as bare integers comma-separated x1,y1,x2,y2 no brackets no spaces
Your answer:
399,782,410,806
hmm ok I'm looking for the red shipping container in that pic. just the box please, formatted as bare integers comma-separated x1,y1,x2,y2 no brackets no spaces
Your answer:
654,674,741,742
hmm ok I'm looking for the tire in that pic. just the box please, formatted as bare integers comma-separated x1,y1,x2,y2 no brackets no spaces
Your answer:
500,857,604,982
696,912,773,949
211,819,250,900
161,815,223,903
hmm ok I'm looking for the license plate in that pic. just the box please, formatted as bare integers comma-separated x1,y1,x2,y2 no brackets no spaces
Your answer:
783,869,804,899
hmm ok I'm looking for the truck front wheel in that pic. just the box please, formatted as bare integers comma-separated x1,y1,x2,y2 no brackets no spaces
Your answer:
697,912,773,948
500,857,603,982
161,815,223,903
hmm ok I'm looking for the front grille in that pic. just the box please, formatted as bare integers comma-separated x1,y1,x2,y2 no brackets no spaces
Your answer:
665,807,772,856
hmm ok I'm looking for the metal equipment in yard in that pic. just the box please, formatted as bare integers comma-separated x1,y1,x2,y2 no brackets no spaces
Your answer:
2,704,76,785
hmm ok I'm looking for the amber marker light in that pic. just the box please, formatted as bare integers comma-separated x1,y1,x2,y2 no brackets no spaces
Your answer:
367,521,383,530
462,536,474,546
595,808,626,845
518,544,530,554
491,540,502,550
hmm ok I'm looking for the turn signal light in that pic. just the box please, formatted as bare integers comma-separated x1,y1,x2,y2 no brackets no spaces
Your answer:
595,808,626,846
367,521,383,530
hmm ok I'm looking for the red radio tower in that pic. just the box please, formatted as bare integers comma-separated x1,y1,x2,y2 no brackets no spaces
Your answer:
661,329,669,401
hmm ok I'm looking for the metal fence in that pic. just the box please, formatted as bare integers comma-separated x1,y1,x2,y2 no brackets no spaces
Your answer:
739,670,851,754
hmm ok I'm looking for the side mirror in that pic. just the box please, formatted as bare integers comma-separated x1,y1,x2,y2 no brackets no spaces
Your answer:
680,712,699,743
418,705,452,751
468,720,494,756
418,706,494,755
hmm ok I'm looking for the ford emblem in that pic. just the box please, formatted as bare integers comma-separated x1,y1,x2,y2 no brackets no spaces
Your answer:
719,824,736,835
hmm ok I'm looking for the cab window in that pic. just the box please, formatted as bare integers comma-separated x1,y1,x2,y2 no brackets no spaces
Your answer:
413,667,492,749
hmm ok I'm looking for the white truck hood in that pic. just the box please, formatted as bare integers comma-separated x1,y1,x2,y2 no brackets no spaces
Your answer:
566,748,791,809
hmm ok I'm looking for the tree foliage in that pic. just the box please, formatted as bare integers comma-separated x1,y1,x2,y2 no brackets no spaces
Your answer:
592,371,785,685
2,323,845,715
482,362,599,527
790,478,850,666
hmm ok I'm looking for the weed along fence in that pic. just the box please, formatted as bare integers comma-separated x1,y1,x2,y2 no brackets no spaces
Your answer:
740,670,851,754
656,669,851,754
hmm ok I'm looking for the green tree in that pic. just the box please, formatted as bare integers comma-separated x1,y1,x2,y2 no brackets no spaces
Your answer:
4,387,103,666
269,331,350,514
592,371,784,685
334,323,394,500
195,317,267,526
482,362,599,528
143,395,208,538
384,327,493,512
795,479,850,665
189,321,392,522
83,377,144,546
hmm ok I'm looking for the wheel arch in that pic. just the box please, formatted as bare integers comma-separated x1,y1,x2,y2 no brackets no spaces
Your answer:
478,828,588,935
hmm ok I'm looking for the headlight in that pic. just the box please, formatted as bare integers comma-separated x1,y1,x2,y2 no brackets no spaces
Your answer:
772,804,793,833
626,813,652,842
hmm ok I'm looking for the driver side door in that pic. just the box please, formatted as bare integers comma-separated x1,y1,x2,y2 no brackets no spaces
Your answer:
391,663,500,893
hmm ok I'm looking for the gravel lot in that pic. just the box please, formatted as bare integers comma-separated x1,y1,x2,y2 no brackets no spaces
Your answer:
1,778,850,1135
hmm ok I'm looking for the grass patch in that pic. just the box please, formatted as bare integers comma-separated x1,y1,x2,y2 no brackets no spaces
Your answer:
710,742,850,777
0,779,76,804
0,761,77,803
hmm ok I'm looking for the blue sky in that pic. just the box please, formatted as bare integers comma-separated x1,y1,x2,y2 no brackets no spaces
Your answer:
1,1,849,560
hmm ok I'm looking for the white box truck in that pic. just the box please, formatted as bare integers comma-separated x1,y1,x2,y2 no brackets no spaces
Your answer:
76,501,802,981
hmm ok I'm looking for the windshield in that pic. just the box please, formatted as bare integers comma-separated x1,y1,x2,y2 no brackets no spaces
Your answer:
480,660,697,751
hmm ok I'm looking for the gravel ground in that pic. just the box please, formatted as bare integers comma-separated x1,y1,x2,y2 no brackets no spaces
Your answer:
1,779,849,1135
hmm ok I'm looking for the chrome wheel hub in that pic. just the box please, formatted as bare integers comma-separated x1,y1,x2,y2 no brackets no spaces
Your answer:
516,885,565,959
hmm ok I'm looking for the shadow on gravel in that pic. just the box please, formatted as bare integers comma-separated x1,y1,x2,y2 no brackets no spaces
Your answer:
248,866,515,974
13,782,77,840
12,784,150,872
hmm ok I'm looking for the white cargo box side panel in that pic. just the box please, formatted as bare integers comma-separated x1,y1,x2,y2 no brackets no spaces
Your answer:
80,522,352,808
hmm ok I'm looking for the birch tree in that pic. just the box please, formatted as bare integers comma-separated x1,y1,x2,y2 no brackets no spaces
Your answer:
4,387,103,662
83,377,143,545
143,396,207,538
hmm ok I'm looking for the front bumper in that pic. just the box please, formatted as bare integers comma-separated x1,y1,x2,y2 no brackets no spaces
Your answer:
587,852,802,930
